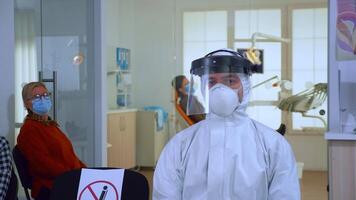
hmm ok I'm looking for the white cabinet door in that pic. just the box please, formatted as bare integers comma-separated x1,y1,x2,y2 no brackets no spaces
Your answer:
108,111,136,168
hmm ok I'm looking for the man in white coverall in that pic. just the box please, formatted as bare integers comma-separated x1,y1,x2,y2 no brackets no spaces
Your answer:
153,49,300,200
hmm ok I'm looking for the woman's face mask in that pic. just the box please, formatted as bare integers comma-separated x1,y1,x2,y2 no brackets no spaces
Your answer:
185,84,196,94
30,92,52,115
27,86,52,115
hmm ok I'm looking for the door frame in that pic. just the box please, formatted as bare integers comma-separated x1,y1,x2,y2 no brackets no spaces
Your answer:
94,0,107,167
0,0,15,147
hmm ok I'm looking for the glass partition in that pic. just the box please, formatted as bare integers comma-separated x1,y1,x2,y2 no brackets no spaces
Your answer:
339,64,356,133
15,0,99,166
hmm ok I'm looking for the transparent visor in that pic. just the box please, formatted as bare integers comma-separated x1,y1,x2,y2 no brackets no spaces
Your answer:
186,72,244,116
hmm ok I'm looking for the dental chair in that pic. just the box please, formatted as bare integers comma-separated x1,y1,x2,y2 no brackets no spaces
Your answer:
173,91,194,132
278,83,327,128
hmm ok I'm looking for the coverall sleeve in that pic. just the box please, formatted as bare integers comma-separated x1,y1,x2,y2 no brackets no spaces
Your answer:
153,138,183,200
17,126,70,179
268,139,301,200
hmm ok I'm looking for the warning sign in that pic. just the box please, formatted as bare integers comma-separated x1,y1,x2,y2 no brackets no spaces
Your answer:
76,169,124,200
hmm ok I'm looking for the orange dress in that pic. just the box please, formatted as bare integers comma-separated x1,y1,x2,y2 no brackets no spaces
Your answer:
17,116,86,198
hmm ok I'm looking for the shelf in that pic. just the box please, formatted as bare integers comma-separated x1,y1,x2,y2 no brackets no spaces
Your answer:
107,69,119,75
325,132,356,140
118,69,130,73
107,108,138,114
107,69,130,75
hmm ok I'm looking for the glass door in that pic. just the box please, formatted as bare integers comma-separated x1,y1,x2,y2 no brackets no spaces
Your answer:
15,0,100,166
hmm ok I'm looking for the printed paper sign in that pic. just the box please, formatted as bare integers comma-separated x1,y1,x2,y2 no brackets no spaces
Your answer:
337,0,356,60
116,48,130,70
76,169,125,200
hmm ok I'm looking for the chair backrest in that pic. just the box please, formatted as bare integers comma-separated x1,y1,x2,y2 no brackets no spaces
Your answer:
121,170,150,199
50,168,149,200
276,123,286,136
174,91,194,126
175,106,191,132
4,168,19,200
12,145,32,200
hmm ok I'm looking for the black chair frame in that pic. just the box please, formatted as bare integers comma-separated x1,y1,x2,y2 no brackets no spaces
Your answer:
12,145,32,200
50,168,149,200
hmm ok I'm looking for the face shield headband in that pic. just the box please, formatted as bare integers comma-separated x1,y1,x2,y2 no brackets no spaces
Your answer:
190,49,262,76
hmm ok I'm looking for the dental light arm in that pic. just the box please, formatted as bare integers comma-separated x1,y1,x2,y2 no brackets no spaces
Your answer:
252,75,279,89
251,32,290,48
245,32,290,65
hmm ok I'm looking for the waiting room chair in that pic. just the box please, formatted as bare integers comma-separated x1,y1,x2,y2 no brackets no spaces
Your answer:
12,145,32,200
50,168,149,200
4,168,19,200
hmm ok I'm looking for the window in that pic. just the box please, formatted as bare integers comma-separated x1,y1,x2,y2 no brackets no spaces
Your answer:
291,8,328,130
183,11,227,76
183,5,327,133
234,9,282,129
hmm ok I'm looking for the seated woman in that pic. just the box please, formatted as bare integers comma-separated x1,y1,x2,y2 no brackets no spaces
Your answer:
17,82,86,200
172,75,205,124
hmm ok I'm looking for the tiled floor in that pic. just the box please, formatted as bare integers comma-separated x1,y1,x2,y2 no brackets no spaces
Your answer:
300,171,328,200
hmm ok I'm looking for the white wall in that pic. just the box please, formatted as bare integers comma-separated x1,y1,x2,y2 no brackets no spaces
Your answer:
286,134,327,170
132,0,176,112
130,0,327,109
104,0,328,170
104,0,178,111
105,0,135,109
0,0,15,145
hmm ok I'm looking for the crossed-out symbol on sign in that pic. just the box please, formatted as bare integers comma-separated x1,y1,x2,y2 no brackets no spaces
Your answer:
78,180,119,200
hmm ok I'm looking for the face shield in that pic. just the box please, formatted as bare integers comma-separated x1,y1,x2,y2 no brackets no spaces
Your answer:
186,49,260,116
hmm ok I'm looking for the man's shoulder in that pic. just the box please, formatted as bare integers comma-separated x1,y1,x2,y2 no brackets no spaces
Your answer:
166,120,205,149
250,119,289,148
175,120,204,137
251,120,279,135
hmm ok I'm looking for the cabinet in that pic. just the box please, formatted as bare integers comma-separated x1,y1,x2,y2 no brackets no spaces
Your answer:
107,109,137,168
136,111,169,167
326,1,356,199
326,64,356,200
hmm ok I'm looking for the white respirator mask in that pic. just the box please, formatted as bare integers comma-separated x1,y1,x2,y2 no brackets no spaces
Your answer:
208,83,240,117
